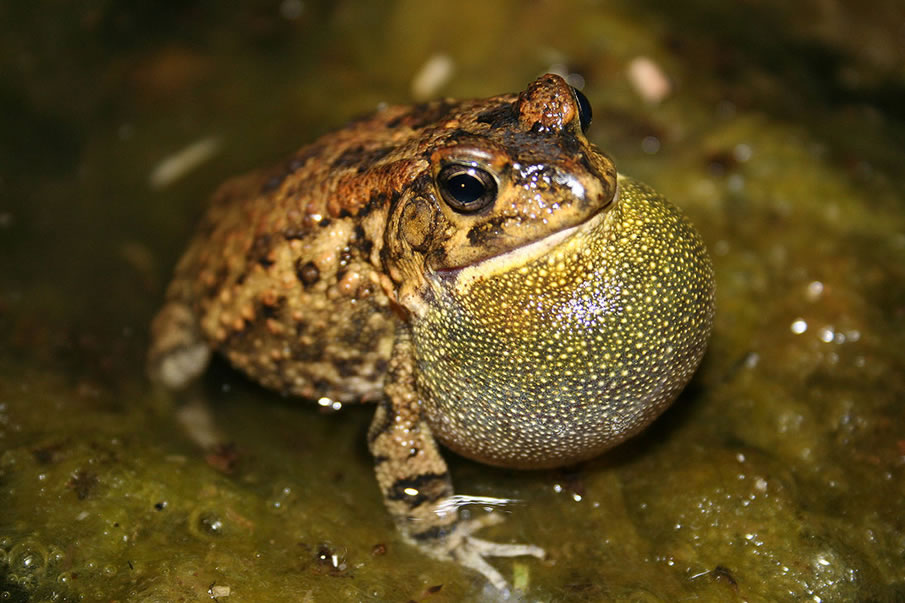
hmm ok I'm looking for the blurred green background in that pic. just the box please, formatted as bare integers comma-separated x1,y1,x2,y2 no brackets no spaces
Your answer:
1,1,904,600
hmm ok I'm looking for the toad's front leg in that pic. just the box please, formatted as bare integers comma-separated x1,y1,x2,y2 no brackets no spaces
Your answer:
367,328,544,592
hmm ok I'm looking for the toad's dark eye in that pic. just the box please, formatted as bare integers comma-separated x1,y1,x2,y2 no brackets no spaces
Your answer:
572,87,592,133
436,164,498,213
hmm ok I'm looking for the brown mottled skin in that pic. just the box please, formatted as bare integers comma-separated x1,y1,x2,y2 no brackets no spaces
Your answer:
148,74,715,591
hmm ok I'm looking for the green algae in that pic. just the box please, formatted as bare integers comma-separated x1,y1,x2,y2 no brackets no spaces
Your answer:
1,1,904,601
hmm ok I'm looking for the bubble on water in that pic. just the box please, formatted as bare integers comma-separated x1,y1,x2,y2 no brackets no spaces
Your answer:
16,573,38,591
191,509,225,537
47,544,65,567
8,540,47,577
201,513,223,534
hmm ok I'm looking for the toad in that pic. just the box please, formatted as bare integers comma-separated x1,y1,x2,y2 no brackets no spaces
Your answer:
148,74,714,591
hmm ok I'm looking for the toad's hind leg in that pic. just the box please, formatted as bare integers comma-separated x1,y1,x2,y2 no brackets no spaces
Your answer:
147,301,211,390
367,328,544,592
147,301,229,451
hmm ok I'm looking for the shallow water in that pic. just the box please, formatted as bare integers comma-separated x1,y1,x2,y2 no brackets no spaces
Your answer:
2,1,904,600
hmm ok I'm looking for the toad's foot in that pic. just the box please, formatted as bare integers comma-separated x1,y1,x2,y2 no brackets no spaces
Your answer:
147,301,211,389
371,330,544,592
435,512,545,593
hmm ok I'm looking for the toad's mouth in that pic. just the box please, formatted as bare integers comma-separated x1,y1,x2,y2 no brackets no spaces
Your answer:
434,181,618,288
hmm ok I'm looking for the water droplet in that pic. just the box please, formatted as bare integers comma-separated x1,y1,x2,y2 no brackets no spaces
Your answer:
805,281,823,301
790,319,808,334
819,326,836,343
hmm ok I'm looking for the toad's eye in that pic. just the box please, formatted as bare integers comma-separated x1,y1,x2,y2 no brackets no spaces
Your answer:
436,164,498,213
572,87,592,133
